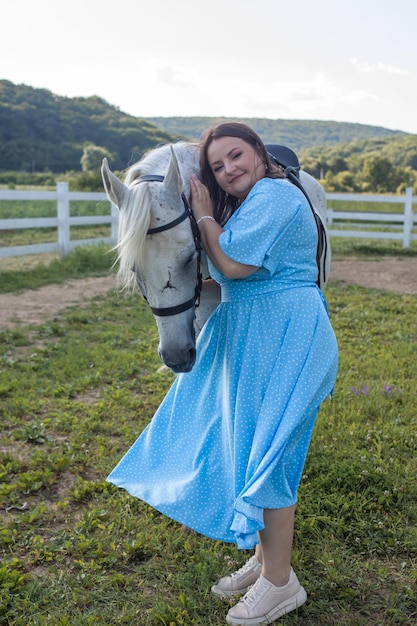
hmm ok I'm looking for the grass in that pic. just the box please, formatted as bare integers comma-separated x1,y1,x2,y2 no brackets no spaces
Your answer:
0,200,110,220
326,199,409,214
0,244,416,625
0,243,117,293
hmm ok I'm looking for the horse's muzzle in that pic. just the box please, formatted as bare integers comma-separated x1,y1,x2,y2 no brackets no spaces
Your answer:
160,346,197,374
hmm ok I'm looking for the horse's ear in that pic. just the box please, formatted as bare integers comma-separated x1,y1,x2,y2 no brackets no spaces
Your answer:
101,158,128,210
163,146,184,195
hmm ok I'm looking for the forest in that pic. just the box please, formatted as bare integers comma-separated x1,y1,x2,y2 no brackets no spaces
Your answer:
0,80,180,173
1,79,417,193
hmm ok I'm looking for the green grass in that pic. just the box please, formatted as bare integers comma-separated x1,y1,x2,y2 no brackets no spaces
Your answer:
0,247,416,625
326,199,409,214
0,225,112,249
328,237,417,260
0,199,110,220
0,244,117,293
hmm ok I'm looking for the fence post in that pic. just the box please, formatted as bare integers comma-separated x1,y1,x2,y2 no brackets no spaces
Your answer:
327,207,334,225
403,187,413,248
57,182,70,256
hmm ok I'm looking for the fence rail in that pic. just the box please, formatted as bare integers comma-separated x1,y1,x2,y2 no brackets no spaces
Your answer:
0,182,117,258
326,187,416,248
0,183,416,259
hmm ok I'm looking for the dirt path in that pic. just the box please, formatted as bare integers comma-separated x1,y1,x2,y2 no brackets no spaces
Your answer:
329,257,417,294
0,258,416,330
0,276,117,330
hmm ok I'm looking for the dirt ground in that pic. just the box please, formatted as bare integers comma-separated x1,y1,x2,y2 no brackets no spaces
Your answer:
0,258,416,330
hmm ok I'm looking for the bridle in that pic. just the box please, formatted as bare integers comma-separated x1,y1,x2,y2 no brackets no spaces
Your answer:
132,174,203,317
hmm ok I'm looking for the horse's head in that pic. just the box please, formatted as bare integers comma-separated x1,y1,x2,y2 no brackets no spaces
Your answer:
102,143,204,373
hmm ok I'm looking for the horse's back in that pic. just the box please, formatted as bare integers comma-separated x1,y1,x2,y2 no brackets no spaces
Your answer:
299,170,327,223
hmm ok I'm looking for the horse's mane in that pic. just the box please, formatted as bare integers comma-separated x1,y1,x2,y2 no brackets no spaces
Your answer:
115,141,199,289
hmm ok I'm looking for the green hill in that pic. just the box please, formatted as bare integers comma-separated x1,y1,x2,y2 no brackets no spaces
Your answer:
300,134,417,173
145,116,407,151
0,79,416,193
0,80,181,173
146,117,417,192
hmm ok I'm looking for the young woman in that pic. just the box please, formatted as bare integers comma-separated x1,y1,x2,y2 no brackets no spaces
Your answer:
107,122,338,625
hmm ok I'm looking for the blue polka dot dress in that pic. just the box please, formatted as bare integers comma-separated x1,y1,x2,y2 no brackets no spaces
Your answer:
107,178,338,549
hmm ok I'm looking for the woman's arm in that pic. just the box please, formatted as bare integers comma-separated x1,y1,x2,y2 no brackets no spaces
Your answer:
190,175,258,279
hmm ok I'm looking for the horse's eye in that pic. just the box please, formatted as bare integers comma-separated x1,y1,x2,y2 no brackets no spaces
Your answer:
185,252,196,266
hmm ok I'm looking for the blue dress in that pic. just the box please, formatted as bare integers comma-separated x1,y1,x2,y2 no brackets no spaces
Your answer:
107,178,338,549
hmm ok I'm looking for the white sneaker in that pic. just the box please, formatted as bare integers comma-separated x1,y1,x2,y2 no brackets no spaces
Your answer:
225,569,307,625
211,555,262,598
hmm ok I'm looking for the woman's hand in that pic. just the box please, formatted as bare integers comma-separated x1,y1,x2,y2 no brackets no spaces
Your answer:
190,174,214,221
189,175,258,279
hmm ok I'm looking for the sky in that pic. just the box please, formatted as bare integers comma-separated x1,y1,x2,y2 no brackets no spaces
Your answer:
3,0,417,134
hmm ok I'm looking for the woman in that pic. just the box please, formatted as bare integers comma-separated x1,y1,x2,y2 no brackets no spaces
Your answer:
107,122,338,625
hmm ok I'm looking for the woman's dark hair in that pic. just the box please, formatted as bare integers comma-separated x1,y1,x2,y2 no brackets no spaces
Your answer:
199,121,284,225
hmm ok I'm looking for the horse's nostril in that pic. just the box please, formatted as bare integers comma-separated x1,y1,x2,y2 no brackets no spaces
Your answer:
189,347,196,360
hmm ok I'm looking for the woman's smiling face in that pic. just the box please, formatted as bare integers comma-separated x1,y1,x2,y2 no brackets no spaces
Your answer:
207,136,265,200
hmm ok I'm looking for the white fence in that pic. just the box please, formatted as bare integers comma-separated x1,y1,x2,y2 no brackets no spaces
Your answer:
326,187,416,248
0,183,416,259
0,182,116,259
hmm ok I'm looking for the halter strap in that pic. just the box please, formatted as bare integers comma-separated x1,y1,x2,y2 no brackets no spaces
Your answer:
136,174,165,183
147,209,190,234
149,296,197,317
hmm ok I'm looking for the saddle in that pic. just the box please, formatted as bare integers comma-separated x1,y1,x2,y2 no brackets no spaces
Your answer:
265,144,330,290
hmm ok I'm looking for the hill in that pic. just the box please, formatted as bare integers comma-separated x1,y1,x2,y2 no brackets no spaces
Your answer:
0,80,181,173
145,116,407,151
146,117,417,193
0,80,415,190
300,134,417,172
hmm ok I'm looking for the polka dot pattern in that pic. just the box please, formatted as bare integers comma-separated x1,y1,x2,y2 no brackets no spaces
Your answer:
107,178,338,549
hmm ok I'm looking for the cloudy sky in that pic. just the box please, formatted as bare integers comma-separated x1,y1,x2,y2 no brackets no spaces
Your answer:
3,0,417,133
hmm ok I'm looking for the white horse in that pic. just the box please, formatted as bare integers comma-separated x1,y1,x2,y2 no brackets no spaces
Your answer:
101,141,329,373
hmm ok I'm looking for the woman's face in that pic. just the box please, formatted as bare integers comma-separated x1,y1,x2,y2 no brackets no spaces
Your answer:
207,136,265,200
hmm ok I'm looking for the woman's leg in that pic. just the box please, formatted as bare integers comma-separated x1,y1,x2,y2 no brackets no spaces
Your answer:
226,505,306,624
254,542,263,563
259,505,295,586
212,505,296,601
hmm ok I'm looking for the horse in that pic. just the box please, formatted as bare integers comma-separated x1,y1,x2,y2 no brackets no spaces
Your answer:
101,141,329,374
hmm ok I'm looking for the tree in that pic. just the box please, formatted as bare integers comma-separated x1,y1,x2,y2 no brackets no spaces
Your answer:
396,166,417,194
330,171,359,192
361,156,399,193
80,144,113,172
